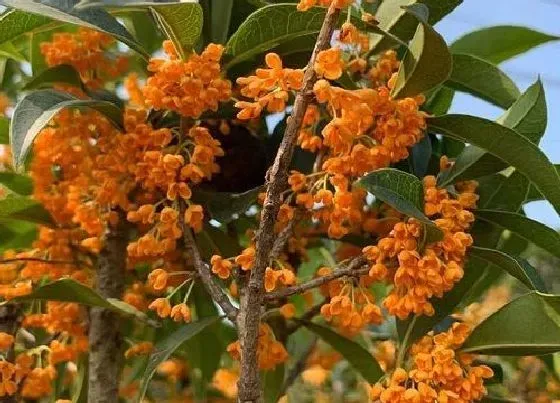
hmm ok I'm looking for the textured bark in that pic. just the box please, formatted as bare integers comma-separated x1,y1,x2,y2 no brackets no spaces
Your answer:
236,5,341,402
0,304,19,403
88,215,127,403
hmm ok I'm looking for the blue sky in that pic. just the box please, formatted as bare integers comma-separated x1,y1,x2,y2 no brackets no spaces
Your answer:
435,0,560,228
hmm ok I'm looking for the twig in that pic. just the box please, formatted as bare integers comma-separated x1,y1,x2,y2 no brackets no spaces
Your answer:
279,336,318,396
265,255,368,300
180,201,238,322
270,216,297,260
236,4,341,402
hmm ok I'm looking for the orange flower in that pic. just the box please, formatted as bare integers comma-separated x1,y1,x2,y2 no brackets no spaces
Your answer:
211,255,232,279
0,333,13,351
148,298,171,318
314,48,344,80
147,268,168,291
184,204,204,232
170,303,191,322
279,303,296,319
235,247,255,271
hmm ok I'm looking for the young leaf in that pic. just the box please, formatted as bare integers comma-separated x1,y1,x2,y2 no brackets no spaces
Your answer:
370,0,462,52
23,64,84,90
476,210,560,260
0,172,33,195
469,246,546,292
390,10,452,99
446,54,520,108
191,186,262,223
450,26,558,64
150,2,203,59
0,0,149,58
137,317,221,402
10,89,123,167
301,321,383,383
357,168,443,243
0,196,54,226
437,79,547,186
428,114,560,215
461,292,560,355
4,278,156,324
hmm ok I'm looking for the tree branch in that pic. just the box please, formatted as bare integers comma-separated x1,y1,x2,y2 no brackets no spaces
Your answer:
236,4,341,402
265,255,368,301
88,211,127,403
180,202,238,322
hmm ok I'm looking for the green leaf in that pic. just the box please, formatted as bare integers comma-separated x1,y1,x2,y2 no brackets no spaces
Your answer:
72,355,88,403
301,321,383,383
409,135,432,178
0,10,52,46
263,364,285,403
0,221,37,252
476,210,560,260
192,186,262,224
370,0,462,52
446,54,520,108
428,114,560,215
0,196,54,225
0,0,149,58
137,316,221,402
357,168,443,243
450,26,558,64
4,278,156,324
150,3,203,59
10,89,123,167
390,10,452,99
462,292,560,355
424,86,454,115
0,172,33,195
209,0,234,44
469,246,546,292
0,116,9,144
23,64,84,90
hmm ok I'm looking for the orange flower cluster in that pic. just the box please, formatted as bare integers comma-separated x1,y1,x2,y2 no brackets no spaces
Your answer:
0,354,56,400
40,28,128,89
235,53,303,120
264,266,296,292
361,175,477,320
369,323,493,402
297,0,354,12
143,41,231,118
318,267,383,335
227,324,288,370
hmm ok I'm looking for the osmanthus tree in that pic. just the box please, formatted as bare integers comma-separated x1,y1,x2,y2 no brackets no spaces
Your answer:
0,0,559,401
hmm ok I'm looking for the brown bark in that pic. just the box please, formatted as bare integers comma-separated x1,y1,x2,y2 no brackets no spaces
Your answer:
236,5,341,402
88,214,127,403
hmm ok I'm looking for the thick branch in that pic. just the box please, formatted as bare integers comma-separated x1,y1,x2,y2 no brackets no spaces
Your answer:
180,202,238,322
266,255,368,300
88,212,127,403
236,4,341,402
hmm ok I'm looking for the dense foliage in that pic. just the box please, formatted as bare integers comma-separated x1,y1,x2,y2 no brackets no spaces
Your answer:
0,0,558,402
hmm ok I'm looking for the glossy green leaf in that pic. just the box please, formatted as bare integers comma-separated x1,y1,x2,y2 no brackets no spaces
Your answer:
0,172,33,195
450,26,558,64
0,221,37,252
476,210,560,260
0,0,148,58
370,0,462,52
437,79,547,186
410,135,432,178
469,246,546,292
23,64,83,90
462,292,560,355
209,0,234,44
0,10,52,46
301,321,383,383
150,2,203,59
10,89,123,167
72,355,88,403
424,86,454,115
428,114,560,215
446,54,520,108
0,196,54,225
192,186,262,223
390,11,452,99
4,278,156,324
357,168,443,243
137,317,221,402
